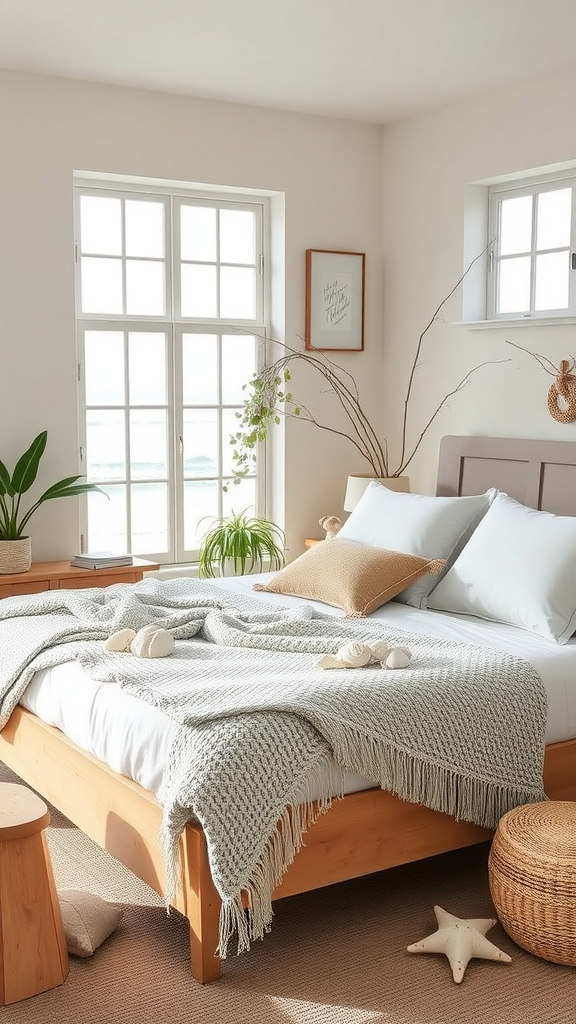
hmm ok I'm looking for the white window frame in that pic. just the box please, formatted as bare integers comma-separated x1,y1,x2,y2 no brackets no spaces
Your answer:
484,170,576,323
74,179,269,565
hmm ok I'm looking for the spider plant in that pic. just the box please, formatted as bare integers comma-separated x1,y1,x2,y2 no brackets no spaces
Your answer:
198,510,285,578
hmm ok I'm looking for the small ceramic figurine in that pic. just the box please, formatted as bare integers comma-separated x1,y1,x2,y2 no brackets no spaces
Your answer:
318,515,342,539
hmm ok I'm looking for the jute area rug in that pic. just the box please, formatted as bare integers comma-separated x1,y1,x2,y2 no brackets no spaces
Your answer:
1,762,574,1024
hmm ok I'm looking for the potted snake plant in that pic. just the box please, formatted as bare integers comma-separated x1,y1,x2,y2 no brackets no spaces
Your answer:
198,509,285,578
0,430,104,574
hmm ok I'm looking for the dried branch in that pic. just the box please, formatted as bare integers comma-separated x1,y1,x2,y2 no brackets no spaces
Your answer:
395,359,511,476
398,245,491,469
505,340,575,377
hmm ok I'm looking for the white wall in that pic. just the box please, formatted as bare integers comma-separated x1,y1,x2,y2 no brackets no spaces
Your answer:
381,64,576,496
0,70,384,561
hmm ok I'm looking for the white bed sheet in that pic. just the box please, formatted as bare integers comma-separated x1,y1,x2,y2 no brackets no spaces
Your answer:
20,574,576,799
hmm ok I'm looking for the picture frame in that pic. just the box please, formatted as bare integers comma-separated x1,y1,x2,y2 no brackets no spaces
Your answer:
305,249,365,352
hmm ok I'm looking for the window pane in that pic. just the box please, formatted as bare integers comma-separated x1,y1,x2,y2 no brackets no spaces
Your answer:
87,485,127,553
220,209,255,264
222,334,256,403
128,333,167,404
85,331,125,405
497,256,531,313
126,260,165,315
181,206,216,262
220,267,255,319
184,480,219,549
130,409,167,480
125,200,164,258
499,195,532,255
86,410,126,480
536,189,571,251
80,196,121,255
181,264,217,317
183,409,218,477
182,334,218,404
81,257,123,314
222,476,255,519
535,251,570,310
131,482,168,553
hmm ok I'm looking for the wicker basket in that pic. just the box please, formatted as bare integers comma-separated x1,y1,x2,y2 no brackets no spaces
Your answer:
488,801,576,966
0,537,32,575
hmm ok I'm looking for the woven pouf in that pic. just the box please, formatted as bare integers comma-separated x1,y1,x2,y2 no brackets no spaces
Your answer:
488,801,576,966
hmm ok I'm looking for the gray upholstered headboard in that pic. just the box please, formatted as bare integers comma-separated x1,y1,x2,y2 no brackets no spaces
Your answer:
436,435,576,516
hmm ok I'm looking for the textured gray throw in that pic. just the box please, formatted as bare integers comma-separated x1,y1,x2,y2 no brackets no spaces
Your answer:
0,577,548,955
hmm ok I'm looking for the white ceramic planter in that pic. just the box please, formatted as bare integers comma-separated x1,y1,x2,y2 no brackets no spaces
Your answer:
219,556,263,577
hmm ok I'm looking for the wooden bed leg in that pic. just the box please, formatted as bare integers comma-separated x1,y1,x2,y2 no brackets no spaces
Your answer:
181,825,222,983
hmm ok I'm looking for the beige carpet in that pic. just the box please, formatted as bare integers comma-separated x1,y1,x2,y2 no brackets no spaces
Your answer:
1,763,574,1024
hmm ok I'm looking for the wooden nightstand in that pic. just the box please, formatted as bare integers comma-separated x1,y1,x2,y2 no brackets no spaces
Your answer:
304,538,323,549
0,558,159,599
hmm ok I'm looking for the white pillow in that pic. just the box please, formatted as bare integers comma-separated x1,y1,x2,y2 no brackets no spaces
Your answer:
427,491,576,643
338,481,495,609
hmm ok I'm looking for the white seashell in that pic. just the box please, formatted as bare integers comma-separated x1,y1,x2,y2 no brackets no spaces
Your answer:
384,648,411,669
105,628,136,652
131,625,175,658
371,640,392,662
317,654,347,669
335,641,373,667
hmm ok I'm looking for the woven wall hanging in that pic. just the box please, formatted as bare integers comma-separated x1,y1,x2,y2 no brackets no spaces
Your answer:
547,358,576,423
507,342,576,424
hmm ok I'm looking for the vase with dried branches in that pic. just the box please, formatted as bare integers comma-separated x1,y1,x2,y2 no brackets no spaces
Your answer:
230,255,507,486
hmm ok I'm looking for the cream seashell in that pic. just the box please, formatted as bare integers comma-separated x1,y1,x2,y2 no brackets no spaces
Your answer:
317,654,347,669
371,640,393,661
384,648,411,669
131,625,175,658
105,628,136,652
335,641,373,667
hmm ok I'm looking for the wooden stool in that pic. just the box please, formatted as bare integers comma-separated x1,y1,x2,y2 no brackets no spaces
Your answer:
489,800,576,966
0,783,69,1004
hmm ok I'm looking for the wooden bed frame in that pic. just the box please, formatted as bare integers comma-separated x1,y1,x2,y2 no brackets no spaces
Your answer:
1,435,576,984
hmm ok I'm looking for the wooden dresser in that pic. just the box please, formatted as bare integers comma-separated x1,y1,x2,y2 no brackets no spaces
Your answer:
0,558,159,598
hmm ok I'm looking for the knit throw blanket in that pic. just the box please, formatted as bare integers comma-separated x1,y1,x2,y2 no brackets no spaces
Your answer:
0,577,548,956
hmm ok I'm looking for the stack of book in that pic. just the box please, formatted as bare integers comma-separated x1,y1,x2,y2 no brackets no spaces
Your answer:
70,551,134,570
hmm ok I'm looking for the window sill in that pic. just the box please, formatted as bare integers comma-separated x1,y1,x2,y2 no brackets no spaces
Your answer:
454,317,576,330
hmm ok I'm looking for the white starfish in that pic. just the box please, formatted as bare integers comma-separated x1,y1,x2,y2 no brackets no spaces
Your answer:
407,905,512,983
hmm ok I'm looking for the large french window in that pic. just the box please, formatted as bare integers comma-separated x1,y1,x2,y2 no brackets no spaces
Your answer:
488,173,576,320
74,182,268,564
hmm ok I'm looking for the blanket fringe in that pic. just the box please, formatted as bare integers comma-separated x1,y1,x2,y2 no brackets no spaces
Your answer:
158,755,343,957
217,757,342,958
332,728,546,832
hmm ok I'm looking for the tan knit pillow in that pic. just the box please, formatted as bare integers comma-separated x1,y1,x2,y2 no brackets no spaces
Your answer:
254,538,445,617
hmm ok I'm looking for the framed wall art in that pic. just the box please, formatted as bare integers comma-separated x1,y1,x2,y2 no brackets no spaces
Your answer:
305,249,365,352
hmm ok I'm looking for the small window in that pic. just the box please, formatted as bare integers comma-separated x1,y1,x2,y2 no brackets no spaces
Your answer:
488,175,576,320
